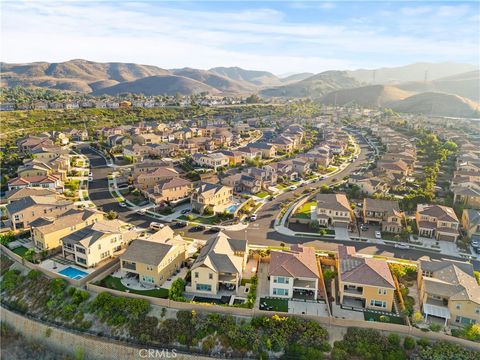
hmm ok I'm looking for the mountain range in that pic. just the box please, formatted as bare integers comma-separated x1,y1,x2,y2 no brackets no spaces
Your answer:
1,59,479,117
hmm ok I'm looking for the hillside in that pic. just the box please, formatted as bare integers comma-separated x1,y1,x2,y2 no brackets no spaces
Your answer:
347,62,477,84
0,59,170,92
319,85,414,107
396,70,480,102
171,68,254,93
260,71,360,98
280,72,315,83
92,75,220,96
388,92,480,118
209,66,281,87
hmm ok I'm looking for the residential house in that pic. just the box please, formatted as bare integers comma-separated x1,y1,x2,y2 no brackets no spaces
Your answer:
146,178,193,205
417,259,480,326
192,153,229,171
452,183,480,208
187,232,248,294
7,175,64,193
337,245,396,311
191,183,234,214
30,209,103,251
268,245,320,300
135,167,179,191
6,195,74,230
4,187,59,204
248,142,277,159
363,198,404,233
314,193,354,227
61,219,137,268
416,204,460,242
120,227,187,286
461,209,480,240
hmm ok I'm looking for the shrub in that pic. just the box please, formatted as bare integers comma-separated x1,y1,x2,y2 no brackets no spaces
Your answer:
416,337,430,347
1,269,22,291
388,333,401,346
403,336,415,350
168,278,185,301
27,269,41,280
428,323,442,332
45,327,52,338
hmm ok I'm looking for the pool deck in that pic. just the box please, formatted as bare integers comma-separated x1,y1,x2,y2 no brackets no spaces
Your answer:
38,259,94,279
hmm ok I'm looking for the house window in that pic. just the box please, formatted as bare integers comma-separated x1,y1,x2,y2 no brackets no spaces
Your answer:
378,288,387,295
76,257,87,265
273,288,289,296
274,276,289,284
209,273,213,280
196,284,212,291
370,299,386,308
142,275,154,283
456,304,461,310
195,272,199,278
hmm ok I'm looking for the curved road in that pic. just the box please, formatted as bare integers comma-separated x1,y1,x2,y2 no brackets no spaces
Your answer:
80,141,479,270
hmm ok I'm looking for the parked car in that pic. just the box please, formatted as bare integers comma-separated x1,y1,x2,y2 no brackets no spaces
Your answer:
119,202,127,208
181,209,191,215
138,208,146,214
173,221,187,228
289,185,297,191
250,214,257,221
88,172,93,177
189,225,206,232
88,176,93,182
394,243,410,249
149,222,164,231
375,231,382,239
208,227,221,233
320,175,326,179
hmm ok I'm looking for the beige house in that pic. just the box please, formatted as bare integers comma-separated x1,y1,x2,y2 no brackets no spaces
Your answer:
416,204,460,242
452,183,480,208
337,245,396,312
30,209,104,251
418,259,480,326
314,193,354,227
461,209,480,240
6,195,74,230
120,227,187,286
146,178,193,204
192,153,229,171
61,219,137,268
363,198,404,233
191,183,234,214
187,232,248,295
268,245,320,300
135,167,179,191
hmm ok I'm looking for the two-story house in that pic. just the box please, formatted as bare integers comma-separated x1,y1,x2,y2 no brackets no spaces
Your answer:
418,259,480,326
314,193,354,227
268,245,320,300
190,183,234,214
187,232,248,295
337,245,396,311
416,204,460,242
120,227,187,286
462,208,480,240
363,198,404,233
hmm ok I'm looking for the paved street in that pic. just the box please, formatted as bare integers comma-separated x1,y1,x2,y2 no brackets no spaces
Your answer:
80,143,480,271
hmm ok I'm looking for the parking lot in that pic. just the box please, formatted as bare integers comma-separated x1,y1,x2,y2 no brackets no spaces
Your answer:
288,300,329,317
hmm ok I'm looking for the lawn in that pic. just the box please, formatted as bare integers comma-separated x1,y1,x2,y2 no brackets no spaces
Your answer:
255,191,270,198
178,214,219,225
293,201,316,219
99,275,169,298
12,246,29,257
260,297,288,312
364,311,405,325
275,184,287,190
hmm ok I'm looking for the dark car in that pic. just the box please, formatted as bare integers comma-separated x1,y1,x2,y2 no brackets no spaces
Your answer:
173,221,187,228
207,227,221,233
181,209,191,215
189,225,206,232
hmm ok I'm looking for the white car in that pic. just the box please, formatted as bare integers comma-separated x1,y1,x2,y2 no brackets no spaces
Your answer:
88,176,93,182
394,243,410,249
375,231,382,239
149,222,164,231
320,175,326,180
119,202,127,208
289,185,297,191
138,208,146,214
250,214,257,221
88,172,93,177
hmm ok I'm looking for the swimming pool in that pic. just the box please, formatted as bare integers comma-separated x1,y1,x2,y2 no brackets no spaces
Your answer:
58,266,89,280
226,204,240,214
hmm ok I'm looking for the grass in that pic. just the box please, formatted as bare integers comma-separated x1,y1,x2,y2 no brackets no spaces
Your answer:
12,246,29,257
293,200,316,219
255,191,270,198
275,184,287,190
364,311,405,325
99,275,169,298
178,214,219,225
260,297,288,312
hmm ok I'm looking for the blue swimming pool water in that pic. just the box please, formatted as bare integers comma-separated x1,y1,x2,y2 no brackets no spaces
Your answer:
58,266,88,280
226,204,240,213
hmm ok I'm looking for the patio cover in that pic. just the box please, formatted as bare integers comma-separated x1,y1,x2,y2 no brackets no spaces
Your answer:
423,303,451,319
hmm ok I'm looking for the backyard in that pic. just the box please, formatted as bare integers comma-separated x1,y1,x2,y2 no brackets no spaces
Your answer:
364,311,405,325
293,200,316,219
259,297,288,312
97,275,169,298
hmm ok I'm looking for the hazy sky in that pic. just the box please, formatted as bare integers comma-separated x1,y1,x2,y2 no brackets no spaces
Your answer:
1,1,479,74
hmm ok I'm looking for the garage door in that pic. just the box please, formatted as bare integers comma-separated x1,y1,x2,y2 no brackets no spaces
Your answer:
438,234,455,242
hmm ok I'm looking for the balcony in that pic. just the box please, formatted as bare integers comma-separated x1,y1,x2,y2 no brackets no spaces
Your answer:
122,261,137,271
344,285,363,296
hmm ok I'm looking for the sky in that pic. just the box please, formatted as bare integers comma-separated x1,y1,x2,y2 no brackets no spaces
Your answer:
1,1,479,74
